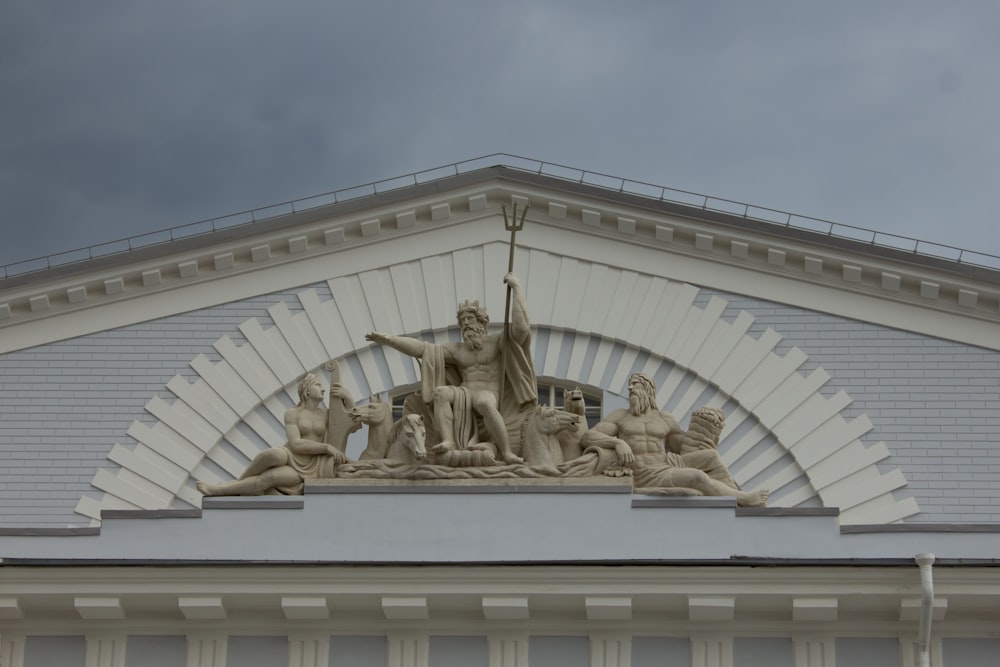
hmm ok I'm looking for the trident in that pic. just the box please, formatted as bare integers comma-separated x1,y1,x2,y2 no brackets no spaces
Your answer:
498,202,528,411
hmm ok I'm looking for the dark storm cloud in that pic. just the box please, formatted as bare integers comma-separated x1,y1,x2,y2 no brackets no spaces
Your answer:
2,1,998,269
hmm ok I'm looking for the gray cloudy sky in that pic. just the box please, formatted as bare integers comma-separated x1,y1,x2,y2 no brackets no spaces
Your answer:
2,1,998,271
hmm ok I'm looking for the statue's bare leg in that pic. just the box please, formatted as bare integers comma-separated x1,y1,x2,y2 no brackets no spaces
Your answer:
432,386,457,452
473,392,523,464
668,469,767,507
681,449,739,489
239,448,291,479
197,466,301,496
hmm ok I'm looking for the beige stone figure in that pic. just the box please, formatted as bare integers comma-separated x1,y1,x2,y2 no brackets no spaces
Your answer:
581,372,769,507
196,372,357,496
351,397,429,464
556,387,589,460
365,272,535,465
676,406,727,454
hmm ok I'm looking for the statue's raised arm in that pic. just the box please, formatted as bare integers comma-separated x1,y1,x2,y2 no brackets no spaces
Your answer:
504,272,530,345
365,272,536,466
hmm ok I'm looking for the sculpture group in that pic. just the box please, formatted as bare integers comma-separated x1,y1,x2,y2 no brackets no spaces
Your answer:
198,271,768,507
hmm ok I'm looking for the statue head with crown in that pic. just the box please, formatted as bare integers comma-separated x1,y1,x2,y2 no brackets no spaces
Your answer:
456,300,490,351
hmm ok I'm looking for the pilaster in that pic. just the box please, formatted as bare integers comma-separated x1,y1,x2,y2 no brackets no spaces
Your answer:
1,634,25,667
387,633,428,667
793,636,835,667
186,634,227,667
590,634,631,667
691,635,733,667
899,636,943,667
85,634,126,667
289,633,330,667
488,632,529,667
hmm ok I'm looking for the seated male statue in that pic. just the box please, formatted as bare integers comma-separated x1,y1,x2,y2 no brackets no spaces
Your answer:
582,372,769,507
366,272,535,464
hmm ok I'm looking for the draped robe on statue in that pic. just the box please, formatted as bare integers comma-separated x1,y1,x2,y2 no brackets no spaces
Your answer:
417,329,537,448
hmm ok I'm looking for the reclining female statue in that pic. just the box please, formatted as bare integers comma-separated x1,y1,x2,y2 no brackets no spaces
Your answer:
196,372,356,496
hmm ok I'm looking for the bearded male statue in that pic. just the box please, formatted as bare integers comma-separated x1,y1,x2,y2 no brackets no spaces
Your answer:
581,372,769,507
365,272,536,464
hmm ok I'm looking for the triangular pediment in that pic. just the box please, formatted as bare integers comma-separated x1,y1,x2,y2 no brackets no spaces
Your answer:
2,159,999,534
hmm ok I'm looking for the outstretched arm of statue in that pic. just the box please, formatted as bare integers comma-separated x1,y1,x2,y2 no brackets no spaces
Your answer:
504,272,530,343
365,331,426,359
284,412,347,463
581,418,635,467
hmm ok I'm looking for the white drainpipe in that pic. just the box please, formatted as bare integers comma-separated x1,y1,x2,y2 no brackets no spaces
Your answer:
915,553,936,667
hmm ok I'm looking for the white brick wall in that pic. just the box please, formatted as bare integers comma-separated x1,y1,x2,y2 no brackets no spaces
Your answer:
709,290,1000,523
0,285,329,527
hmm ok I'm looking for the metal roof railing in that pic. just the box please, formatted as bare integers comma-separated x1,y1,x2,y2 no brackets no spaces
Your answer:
2,153,998,280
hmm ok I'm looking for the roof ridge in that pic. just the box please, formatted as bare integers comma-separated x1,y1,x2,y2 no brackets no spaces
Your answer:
3,153,998,282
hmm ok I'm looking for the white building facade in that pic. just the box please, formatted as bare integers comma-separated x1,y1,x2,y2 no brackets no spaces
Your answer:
1,157,998,666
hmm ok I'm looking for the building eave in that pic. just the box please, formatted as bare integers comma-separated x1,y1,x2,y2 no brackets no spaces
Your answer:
0,165,997,354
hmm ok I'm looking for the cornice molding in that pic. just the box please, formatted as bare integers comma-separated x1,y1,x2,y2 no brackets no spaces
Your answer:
0,564,997,636
0,171,997,354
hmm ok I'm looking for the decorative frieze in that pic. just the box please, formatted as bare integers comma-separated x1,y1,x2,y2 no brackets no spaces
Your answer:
79,252,916,525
